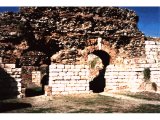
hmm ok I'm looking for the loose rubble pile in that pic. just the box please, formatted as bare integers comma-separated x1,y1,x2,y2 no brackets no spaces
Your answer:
0,7,149,65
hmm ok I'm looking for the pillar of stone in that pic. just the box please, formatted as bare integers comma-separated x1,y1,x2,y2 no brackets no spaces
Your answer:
97,37,102,50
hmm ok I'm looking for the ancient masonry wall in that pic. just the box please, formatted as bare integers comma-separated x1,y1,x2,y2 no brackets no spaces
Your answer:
47,41,160,94
105,41,160,92
48,64,90,95
32,71,41,86
1,40,160,98
105,64,160,92
0,59,22,99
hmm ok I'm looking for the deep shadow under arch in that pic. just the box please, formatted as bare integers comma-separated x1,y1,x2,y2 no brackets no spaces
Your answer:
89,50,110,93
92,50,110,68
41,74,49,94
0,67,18,100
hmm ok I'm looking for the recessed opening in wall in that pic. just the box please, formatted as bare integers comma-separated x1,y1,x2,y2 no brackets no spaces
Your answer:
89,50,110,93
0,67,19,100
22,65,49,97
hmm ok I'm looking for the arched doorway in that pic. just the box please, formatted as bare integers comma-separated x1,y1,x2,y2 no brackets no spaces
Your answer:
89,50,110,93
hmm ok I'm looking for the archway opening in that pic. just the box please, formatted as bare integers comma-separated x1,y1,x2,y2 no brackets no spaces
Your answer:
89,50,110,93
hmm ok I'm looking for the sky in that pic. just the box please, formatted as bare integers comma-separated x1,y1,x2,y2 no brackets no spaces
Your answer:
0,7,159,37
124,7,160,37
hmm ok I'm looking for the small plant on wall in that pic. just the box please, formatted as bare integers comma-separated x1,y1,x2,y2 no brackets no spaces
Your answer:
90,57,99,69
143,68,151,82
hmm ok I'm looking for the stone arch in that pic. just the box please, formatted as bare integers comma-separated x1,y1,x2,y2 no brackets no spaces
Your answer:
92,50,110,68
89,50,110,93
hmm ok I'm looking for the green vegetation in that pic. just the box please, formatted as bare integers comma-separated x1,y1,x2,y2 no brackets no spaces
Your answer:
90,57,100,69
143,68,151,81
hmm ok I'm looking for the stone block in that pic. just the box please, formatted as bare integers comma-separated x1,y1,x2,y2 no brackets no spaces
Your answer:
80,83,89,87
71,76,80,80
64,76,71,80
70,65,75,69
0,57,2,63
78,80,87,84
18,87,21,92
145,41,156,45
86,71,89,76
54,80,63,83
4,68,12,72
49,64,57,69
65,87,74,91
84,65,89,69
15,68,21,72
65,65,71,69
48,81,53,86
73,69,81,72
11,75,16,78
80,76,88,80
49,76,54,81
67,83,75,87
63,69,68,72
66,72,74,76
69,80,77,84
77,86,85,91
17,82,21,87
57,64,65,69
74,72,79,76
150,68,160,71
55,76,63,80
0,64,4,68
52,87,61,92
75,65,85,69
15,78,22,82
85,86,90,91
51,69,63,72
59,72,66,76
50,72,59,77
79,72,86,76
5,64,15,68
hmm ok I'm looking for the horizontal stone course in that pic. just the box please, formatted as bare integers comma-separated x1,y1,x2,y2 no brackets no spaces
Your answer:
49,64,89,95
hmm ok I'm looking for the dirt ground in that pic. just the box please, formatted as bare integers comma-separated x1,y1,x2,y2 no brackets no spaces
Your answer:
1,91,160,113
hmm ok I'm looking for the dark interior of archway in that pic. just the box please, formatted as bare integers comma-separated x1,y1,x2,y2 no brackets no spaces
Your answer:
89,50,110,93
92,50,110,68
24,66,49,97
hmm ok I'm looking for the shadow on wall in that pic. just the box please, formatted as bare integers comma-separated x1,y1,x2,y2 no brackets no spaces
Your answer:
24,65,49,97
41,74,49,94
0,67,19,100
25,74,49,97
89,50,110,93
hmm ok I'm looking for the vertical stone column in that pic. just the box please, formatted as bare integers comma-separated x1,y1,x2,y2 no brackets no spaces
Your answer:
97,37,102,50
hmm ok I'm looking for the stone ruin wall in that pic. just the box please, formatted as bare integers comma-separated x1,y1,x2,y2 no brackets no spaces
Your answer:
0,59,22,99
47,64,90,95
47,40,160,95
1,40,160,99
105,41,160,92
